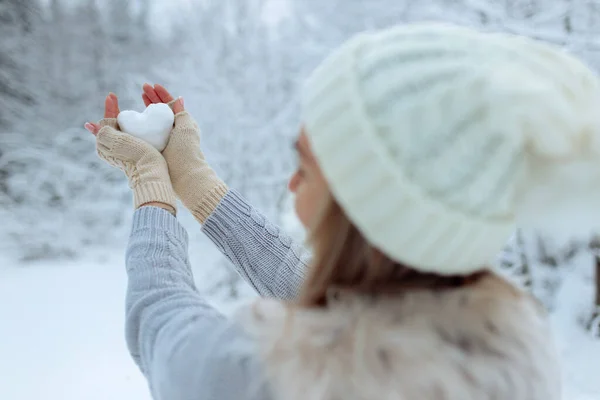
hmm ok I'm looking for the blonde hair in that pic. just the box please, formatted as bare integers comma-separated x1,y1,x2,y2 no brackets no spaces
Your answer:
297,198,488,308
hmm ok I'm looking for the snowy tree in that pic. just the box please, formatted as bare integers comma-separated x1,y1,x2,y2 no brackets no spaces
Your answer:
586,239,600,336
497,231,533,289
73,0,107,94
136,0,153,47
593,263,600,335
499,229,600,336
164,0,302,221
0,0,40,203
0,0,143,260
0,0,37,129
108,0,133,44
48,0,68,88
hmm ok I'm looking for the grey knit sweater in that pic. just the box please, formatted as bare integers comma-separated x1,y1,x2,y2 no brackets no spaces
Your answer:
125,190,310,400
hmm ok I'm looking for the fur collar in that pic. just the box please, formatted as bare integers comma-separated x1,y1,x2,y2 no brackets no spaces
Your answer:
236,274,561,400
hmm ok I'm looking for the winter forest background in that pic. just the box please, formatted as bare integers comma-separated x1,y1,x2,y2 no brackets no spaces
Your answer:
1,0,600,399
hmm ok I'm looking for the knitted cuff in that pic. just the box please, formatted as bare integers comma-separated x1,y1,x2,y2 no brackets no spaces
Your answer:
167,98,181,112
186,182,229,224
99,118,119,129
132,181,178,212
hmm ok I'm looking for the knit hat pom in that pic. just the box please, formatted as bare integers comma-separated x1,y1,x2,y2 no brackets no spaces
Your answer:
502,39,600,247
516,110,600,247
518,58,600,159
514,81,600,247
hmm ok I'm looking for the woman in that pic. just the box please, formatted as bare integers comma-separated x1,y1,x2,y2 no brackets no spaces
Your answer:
84,23,597,399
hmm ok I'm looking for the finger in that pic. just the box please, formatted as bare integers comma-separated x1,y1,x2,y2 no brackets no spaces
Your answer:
172,97,185,114
84,122,101,136
154,84,175,103
110,93,121,115
104,93,121,118
143,83,161,103
104,95,118,119
142,93,151,107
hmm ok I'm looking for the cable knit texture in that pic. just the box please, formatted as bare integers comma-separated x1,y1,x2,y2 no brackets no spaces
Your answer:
202,189,310,299
96,118,177,210
301,23,600,275
162,101,228,224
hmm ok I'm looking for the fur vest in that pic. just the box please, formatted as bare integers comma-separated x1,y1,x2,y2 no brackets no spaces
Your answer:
236,274,561,400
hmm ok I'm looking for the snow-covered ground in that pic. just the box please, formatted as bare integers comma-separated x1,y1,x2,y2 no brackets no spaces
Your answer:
0,211,256,400
549,254,600,400
0,251,149,399
0,233,598,399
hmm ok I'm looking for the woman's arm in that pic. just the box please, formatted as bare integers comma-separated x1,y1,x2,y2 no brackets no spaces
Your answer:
202,189,311,300
126,206,270,400
139,86,311,299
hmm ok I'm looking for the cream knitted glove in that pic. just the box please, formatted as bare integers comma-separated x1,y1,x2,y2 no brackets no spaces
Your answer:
162,104,227,224
96,118,177,212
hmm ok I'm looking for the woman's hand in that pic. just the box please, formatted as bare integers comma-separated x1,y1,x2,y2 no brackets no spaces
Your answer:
138,84,227,224
142,83,185,114
84,93,177,214
84,92,121,135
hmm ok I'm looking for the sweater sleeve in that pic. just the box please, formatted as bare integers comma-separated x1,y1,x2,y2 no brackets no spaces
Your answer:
202,190,311,300
125,206,270,400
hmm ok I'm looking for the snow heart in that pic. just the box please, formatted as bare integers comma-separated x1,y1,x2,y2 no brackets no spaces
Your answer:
117,103,175,152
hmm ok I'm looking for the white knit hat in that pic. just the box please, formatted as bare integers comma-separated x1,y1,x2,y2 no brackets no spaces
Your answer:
301,23,600,275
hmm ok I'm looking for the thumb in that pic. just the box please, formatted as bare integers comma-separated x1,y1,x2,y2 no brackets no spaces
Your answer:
172,97,185,114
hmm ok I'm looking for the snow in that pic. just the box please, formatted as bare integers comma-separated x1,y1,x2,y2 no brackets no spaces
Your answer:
117,104,175,152
0,212,254,400
0,237,598,399
0,253,148,399
549,253,600,400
